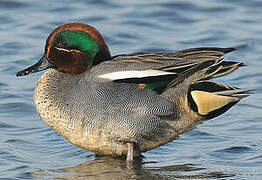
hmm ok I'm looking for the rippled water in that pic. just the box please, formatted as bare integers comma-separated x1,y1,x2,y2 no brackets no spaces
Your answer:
1,0,262,179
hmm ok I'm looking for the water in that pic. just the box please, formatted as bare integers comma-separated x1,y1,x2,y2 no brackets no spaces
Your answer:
1,0,262,179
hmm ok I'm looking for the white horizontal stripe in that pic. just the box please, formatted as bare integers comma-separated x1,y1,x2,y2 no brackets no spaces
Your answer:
98,70,176,80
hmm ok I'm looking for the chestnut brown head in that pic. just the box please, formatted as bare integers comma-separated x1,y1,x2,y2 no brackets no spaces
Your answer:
17,23,111,76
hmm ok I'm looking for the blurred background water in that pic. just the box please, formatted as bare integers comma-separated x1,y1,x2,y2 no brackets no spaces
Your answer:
0,0,262,179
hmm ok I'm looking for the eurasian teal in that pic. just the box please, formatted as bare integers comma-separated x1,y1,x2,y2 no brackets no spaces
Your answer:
17,23,251,161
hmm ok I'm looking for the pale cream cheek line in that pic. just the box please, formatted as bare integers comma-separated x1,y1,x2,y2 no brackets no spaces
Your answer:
54,46,71,52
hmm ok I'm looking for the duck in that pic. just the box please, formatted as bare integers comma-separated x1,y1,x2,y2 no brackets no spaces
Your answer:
16,22,251,161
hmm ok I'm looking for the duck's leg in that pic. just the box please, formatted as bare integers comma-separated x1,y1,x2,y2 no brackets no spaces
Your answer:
126,142,134,161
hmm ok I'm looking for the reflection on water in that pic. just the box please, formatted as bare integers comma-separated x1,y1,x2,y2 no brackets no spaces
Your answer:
31,156,234,179
1,0,262,179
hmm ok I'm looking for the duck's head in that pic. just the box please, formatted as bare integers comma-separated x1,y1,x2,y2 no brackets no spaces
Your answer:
17,23,111,77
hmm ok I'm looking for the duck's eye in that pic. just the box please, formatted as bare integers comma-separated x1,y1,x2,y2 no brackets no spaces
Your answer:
57,41,65,47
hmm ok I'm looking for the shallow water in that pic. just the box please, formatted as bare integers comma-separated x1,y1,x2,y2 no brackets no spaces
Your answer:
0,0,262,179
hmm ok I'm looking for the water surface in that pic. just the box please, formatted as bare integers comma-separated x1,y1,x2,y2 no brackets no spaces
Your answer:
0,0,262,179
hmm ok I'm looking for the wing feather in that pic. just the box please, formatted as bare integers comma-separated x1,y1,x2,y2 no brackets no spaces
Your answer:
95,47,239,92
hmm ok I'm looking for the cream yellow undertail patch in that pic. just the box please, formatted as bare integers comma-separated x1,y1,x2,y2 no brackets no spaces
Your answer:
191,90,237,115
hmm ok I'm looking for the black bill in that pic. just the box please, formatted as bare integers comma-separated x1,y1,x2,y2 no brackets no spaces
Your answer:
16,54,54,77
